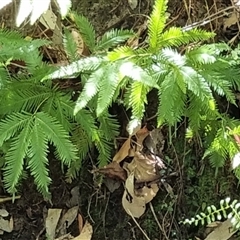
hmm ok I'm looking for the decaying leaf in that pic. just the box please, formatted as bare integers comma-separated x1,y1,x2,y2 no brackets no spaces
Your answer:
113,137,131,163
122,173,146,218
46,208,62,240
124,151,163,183
223,11,239,31
135,183,159,203
97,161,127,181
72,220,93,240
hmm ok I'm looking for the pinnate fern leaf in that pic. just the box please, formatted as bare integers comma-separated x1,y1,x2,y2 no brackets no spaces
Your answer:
96,29,134,51
3,118,33,194
148,0,168,50
36,112,78,165
28,123,51,197
159,27,214,48
70,12,96,52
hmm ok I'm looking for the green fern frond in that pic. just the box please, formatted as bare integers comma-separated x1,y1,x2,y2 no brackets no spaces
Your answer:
43,56,103,80
94,132,113,167
148,0,168,50
181,66,213,101
129,81,149,120
0,81,53,114
157,73,186,126
98,113,120,140
63,28,79,61
3,117,34,194
96,29,134,51
74,64,105,115
96,63,120,116
119,61,158,88
70,12,96,52
158,27,214,48
0,112,32,145
107,46,136,61
35,112,78,165
28,123,51,197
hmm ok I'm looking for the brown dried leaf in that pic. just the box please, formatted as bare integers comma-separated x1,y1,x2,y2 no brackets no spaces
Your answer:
97,162,127,181
113,137,131,163
122,173,146,218
124,152,162,183
135,126,149,151
135,183,159,203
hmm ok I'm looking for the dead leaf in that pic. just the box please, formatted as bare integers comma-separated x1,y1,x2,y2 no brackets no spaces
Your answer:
0,216,13,233
124,152,161,183
97,161,127,181
46,209,62,240
72,221,93,240
223,12,239,31
135,183,159,203
71,29,85,56
113,137,131,163
78,213,84,234
104,178,121,193
135,126,149,151
66,186,80,208
122,173,146,218
56,206,78,235
204,219,237,240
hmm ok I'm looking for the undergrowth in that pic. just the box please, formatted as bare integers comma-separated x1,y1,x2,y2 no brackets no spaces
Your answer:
0,2,240,232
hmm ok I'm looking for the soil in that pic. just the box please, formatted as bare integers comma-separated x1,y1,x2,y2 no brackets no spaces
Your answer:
0,0,240,239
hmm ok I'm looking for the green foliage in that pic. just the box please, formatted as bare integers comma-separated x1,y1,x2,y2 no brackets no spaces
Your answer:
2,0,240,202
183,198,240,229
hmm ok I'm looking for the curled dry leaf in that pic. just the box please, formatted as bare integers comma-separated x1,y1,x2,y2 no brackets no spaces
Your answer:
113,137,131,163
72,220,93,240
122,173,146,218
124,151,163,183
97,161,127,181
135,183,159,204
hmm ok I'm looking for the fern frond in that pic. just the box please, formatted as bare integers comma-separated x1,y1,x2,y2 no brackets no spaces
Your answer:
158,27,214,48
157,73,186,126
98,113,120,140
96,63,120,116
3,117,34,194
107,46,136,61
0,81,53,114
70,12,96,52
96,29,134,51
63,28,79,61
148,0,168,50
28,123,51,197
181,66,213,101
43,56,103,80
94,132,113,167
74,65,105,115
129,81,149,120
35,112,78,165
0,112,31,145
119,61,158,88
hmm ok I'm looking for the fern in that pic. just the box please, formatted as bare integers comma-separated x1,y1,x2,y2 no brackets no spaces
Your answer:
69,12,96,52
0,112,78,196
184,198,240,229
148,0,168,50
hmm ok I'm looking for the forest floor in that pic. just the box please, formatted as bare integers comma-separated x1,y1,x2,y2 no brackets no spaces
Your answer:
1,0,240,239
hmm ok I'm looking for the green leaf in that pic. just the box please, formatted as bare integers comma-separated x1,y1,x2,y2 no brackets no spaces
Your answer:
36,112,78,165
148,0,168,49
42,56,103,80
119,61,158,88
96,29,133,51
28,122,51,197
70,12,96,52
129,81,149,120
97,63,120,116
108,46,136,61
74,66,104,115
4,117,33,194
63,28,79,61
